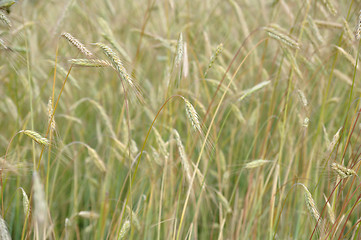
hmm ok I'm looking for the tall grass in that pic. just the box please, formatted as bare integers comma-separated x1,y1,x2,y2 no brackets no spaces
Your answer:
1,0,361,239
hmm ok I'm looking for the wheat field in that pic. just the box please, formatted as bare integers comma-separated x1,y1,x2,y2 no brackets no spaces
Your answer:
1,0,361,239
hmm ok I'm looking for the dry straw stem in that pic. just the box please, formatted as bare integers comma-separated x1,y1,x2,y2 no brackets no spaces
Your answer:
330,162,357,179
61,32,93,57
243,159,273,169
0,11,11,27
264,24,300,49
0,214,10,240
21,130,50,146
69,58,111,67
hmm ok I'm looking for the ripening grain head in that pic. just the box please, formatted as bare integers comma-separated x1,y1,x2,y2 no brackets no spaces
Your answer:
61,32,93,57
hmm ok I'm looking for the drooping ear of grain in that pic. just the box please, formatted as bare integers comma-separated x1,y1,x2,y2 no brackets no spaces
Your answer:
175,33,183,68
117,220,130,240
94,42,143,102
0,11,11,27
330,162,357,179
181,96,202,134
47,98,56,134
244,159,273,169
0,215,11,240
356,10,361,40
19,187,30,216
21,130,50,146
61,32,93,57
264,24,300,49
205,43,223,77
69,59,111,67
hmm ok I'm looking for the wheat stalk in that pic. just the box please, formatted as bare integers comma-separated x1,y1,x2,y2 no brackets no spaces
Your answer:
61,32,93,57
264,24,300,49
19,187,30,216
69,58,111,67
356,10,361,40
47,98,56,134
180,96,202,134
330,162,357,179
94,42,143,102
0,215,10,240
78,211,99,219
118,220,130,240
21,130,50,146
0,11,11,27
244,159,273,169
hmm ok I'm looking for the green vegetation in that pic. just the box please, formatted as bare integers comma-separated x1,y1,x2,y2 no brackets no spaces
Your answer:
1,0,361,239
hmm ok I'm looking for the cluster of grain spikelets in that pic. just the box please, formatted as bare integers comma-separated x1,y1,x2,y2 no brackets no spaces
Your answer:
61,32,93,57
20,130,50,147
94,42,143,103
296,183,325,235
264,24,300,49
0,214,11,240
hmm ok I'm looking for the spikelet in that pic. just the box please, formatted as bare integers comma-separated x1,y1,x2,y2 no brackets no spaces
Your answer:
118,220,130,240
126,205,141,230
86,146,106,172
297,89,308,107
78,211,99,219
19,187,30,216
175,33,183,67
205,43,223,76
323,194,335,224
342,19,354,42
264,24,300,49
330,162,357,179
173,129,192,185
0,215,11,240
21,130,50,146
244,159,273,169
307,16,323,43
69,59,111,67
355,10,361,40
180,96,202,134
94,43,143,102
322,0,337,16
0,11,11,27
327,127,342,153
33,172,48,239
299,184,320,221
47,98,56,134
61,32,93,57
